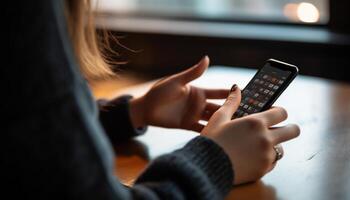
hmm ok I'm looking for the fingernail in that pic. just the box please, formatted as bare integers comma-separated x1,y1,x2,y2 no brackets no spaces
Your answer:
230,84,238,93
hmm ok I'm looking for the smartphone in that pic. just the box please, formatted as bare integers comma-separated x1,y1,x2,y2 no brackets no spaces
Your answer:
233,59,299,118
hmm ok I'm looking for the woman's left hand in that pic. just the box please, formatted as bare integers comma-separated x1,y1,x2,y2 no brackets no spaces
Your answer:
130,56,230,132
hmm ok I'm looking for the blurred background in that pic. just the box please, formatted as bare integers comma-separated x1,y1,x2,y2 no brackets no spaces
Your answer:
95,0,329,24
91,0,350,86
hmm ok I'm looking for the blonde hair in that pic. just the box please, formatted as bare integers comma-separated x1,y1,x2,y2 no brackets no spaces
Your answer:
64,0,116,80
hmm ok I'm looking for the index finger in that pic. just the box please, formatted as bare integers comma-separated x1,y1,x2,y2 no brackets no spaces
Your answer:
204,88,230,99
214,85,241,121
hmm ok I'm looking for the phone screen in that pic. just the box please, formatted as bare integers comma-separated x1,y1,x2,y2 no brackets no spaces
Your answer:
233,59,298,118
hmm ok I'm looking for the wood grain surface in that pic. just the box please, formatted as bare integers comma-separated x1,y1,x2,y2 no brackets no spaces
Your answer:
93,66,350,200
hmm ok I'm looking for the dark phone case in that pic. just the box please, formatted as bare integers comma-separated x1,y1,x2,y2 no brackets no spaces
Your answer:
259,59,299,112
234,59,299,118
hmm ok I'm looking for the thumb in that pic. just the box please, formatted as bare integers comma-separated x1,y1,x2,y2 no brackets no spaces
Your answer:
176,56,209,84
217,84,241,121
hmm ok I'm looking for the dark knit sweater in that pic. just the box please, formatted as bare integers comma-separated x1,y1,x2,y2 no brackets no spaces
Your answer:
3,0,234,199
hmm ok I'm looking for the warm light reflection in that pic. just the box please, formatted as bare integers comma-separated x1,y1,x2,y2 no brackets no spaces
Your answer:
297,2,320,23
283,3,299,22
95,0,327,24
283,2,320,23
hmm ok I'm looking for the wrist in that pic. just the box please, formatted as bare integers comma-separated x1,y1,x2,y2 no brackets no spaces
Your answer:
129,96,146,129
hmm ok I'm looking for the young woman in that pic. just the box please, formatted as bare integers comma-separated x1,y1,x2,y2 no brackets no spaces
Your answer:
4,0,300,199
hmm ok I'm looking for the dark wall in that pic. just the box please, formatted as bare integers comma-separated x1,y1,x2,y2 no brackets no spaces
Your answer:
108,31,350,82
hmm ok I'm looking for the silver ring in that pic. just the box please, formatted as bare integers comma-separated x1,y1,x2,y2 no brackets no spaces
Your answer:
273,146,283,163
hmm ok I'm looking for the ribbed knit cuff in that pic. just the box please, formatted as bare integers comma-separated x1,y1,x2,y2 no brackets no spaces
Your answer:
98,95,147,143
176,136,234,195
136,136,234,199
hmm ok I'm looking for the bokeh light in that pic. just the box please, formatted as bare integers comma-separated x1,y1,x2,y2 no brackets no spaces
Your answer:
297,2,320,23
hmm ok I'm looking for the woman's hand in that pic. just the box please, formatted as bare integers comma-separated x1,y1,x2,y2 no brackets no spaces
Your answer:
202,85,300,185
130,56,229,131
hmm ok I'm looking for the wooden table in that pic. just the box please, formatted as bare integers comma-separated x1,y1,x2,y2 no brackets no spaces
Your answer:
95,66,350,200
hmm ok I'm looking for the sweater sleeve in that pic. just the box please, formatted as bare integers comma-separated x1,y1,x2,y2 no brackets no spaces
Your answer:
133,136,234,200
5,0,235,199
98,96,235,198
98,95,147,143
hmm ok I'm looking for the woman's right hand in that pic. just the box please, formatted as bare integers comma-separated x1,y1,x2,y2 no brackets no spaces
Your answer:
201,84,300,185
